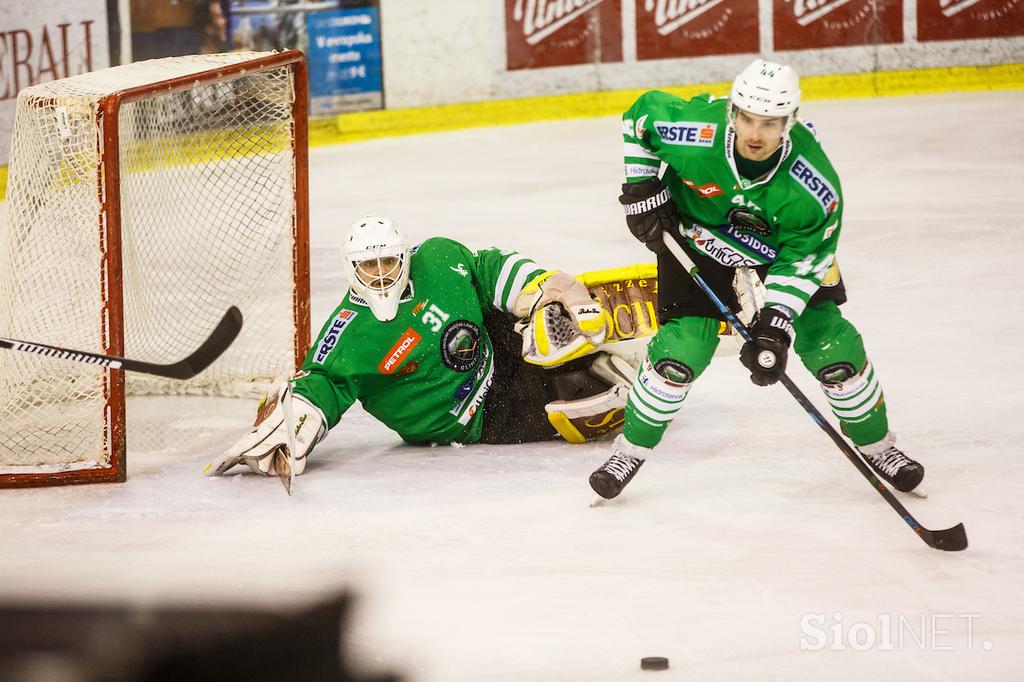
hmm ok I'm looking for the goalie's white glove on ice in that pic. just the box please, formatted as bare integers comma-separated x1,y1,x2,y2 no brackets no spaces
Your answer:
513,271,607,367
205,384,327,477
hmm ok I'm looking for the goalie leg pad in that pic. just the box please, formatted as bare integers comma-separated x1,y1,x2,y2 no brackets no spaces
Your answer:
546,385,629,443
545,353,637,443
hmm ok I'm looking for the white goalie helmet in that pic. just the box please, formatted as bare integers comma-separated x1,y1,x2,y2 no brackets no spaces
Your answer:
342,215,411,322
729,58,801,132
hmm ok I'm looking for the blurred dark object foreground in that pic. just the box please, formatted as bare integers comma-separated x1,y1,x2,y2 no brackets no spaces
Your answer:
0,592,401,682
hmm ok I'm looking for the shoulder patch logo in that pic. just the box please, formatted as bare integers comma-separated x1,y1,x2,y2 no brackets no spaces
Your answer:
636,114,649,140
313,309,358,365
789,155,839,215
653,121,717,147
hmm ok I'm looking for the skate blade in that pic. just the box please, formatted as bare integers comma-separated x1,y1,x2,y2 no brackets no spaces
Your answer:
273,448,293,496
904,484,928,499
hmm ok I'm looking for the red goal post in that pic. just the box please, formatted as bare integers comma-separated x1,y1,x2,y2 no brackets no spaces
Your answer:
0,51,311,487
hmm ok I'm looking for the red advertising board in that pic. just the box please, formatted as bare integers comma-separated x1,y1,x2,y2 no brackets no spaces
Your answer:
636,0,759,59
774,0,904,50
918,0,1024,40
506,0,623,70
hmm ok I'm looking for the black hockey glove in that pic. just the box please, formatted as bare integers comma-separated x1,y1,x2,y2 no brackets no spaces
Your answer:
739,307,794,387
619,178,679,253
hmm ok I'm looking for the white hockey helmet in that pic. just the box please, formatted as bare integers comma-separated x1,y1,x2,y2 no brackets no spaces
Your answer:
729,59,801,131
342,215,411,322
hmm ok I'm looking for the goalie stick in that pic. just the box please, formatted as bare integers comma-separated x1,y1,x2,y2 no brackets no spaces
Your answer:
0,306,243,380
661,232,968,552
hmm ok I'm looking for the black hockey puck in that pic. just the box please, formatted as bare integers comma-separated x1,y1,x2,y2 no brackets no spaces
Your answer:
641,656,669,671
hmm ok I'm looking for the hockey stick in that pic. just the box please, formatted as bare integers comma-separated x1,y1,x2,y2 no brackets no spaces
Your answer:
661,232,968,551
0,306,243,381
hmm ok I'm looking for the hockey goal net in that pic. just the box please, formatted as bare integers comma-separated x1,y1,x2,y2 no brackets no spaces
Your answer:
0,51,310,487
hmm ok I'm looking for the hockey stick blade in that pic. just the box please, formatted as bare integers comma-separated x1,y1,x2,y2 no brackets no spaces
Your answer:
0,306,243,380
921,523,968,552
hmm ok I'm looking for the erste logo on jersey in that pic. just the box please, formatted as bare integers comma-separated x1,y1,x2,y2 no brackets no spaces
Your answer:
790,156,839,215
378,327,422,375
654,121,717,147
313,309,358,365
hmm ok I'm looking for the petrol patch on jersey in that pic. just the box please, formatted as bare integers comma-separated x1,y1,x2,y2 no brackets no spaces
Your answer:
313,309,358,365
654,121,717,147
440,320,481,372
790,155,839,215
378,327,422,375
683,178,723,197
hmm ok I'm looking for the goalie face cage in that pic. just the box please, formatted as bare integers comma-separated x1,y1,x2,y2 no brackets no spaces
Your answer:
0,51,311,487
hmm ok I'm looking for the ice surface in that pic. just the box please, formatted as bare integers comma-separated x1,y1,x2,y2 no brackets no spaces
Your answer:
2,91,1023,681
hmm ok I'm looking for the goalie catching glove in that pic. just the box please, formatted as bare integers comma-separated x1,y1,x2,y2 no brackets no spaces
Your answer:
513,271,607,367
205,384,327,477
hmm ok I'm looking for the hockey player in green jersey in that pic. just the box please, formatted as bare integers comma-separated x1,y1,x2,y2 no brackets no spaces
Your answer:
206,215,634,479
589,59,925,499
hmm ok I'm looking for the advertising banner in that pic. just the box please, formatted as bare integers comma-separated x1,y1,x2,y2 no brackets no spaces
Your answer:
1,0,109,165
774,0,903,50
505,0,623,70
306,7,383,115
636,0,759,59
918,0,1024,41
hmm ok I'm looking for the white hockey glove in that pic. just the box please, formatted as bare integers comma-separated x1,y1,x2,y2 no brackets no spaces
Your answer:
513,272,607,367
205,384,327,477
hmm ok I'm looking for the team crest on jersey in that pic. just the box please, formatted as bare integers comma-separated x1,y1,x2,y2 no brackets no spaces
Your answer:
313,309,358,365
727,207,770,235
440,320,481,373
654,121,717,147
790,156,839,215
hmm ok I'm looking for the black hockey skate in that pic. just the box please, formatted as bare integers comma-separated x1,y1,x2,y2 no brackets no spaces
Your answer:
856,435,924,493
589,436,646,499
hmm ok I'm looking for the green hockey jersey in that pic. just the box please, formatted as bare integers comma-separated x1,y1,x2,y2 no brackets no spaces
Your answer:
623,90,843,317
292,237,545,445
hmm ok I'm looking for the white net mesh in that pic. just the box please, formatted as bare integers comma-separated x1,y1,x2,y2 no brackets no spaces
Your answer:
0,52,305,478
